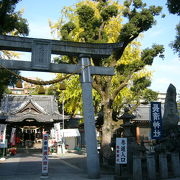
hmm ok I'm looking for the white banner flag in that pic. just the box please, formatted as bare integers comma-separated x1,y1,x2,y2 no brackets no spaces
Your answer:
10,128,16,146
54,123,62,142
0,124,7,147
50,128,56,139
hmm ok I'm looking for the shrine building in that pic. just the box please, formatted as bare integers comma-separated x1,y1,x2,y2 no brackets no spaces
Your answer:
0,94,67,147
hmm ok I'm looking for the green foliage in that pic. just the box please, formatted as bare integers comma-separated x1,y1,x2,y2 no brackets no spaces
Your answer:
0,0,29,35
56,75,82,115
166,0,180,15
166,0,180,57
46,85,57,95
116,59,144,74
4,88,12,94
30,85,40,95
77,5,95,25
0,0,29,101
133,0,144,9
0,69,19,99
77,5,97,42
141,45,164,65
75,4,110,42
28,85,57,95
119,1,162,43
142,89,158,103
61,21,76,40
170,23,180,57
124,0,131,8
131,77,151,92
100,5,118,21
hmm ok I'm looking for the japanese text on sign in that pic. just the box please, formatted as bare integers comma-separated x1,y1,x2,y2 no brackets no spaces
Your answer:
151,102,162,139
0,124,6,147
10,128,16,146
42,134,48,176
54,123,62,142
116,138,127,164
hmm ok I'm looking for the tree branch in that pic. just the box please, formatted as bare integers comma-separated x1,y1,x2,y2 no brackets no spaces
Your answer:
112,74,132,100
92,76,103,96
98,21,105,40
129,100,140,114
114,35,139,61
111,120,124,132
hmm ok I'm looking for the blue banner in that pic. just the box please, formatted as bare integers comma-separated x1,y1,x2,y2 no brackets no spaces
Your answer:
150,102,162,139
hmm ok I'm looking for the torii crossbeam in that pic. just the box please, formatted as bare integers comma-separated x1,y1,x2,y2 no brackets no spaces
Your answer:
0,35,122,179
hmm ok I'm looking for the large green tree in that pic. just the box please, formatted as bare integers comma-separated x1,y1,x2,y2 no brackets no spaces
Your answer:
50,0,164,162
0,0,29,100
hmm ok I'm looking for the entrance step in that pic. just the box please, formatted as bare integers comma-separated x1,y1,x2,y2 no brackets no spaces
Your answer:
17,148,42,154
33,142,42,149
16,142,42,154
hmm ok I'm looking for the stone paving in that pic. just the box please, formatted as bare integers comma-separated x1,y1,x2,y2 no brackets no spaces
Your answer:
0,150,114,180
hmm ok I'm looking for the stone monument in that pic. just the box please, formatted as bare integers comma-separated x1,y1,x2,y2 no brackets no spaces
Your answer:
162,84,179,135
155,84,180,152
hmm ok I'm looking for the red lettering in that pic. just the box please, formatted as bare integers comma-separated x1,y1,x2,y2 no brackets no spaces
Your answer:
43,161,47,165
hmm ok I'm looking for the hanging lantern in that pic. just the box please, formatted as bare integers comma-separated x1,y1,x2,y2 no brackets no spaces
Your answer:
16,80,23,88
60,83,66,90
38,85,45,94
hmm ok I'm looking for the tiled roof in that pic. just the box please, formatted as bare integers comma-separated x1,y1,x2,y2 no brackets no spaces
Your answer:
0,95,69,122
2,95,57,114
133,104,165,121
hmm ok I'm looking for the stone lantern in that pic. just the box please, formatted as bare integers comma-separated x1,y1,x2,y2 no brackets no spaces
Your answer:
120,107,136,137
119,107,141,176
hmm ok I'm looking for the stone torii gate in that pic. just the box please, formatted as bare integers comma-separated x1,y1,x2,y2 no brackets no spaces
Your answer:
0,35,122,179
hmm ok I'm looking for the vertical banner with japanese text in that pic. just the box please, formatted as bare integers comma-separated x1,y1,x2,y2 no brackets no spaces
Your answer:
54,123,62,142
10,128,16,146
116,138,127,164
151,102,162,139
42,134,48,176
0,124,7,148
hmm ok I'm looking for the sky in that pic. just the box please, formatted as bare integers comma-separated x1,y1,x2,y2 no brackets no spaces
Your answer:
15,0,180,94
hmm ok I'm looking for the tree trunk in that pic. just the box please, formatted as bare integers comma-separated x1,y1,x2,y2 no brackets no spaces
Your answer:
101,102,113,165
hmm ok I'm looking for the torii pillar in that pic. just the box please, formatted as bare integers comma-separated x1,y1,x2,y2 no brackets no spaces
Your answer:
79,55,100,178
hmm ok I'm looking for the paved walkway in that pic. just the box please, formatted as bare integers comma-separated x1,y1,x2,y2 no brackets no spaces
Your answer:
0,151,114,180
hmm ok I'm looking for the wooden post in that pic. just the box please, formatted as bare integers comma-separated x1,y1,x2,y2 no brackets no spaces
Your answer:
171,152,180,177
136,126,140,144
133,155,142,180
146,153,156,180
159,153,168,179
